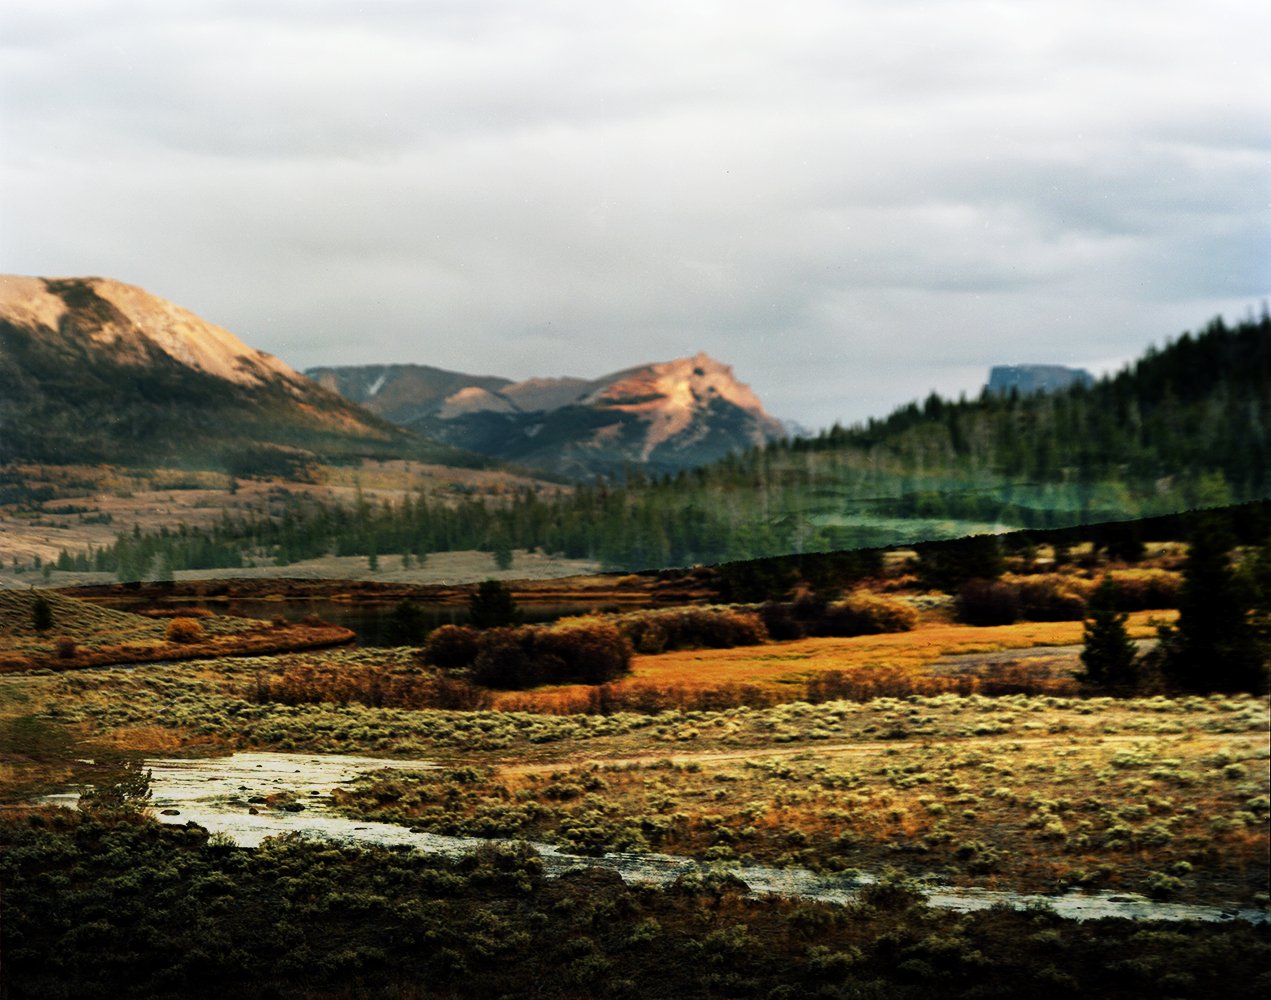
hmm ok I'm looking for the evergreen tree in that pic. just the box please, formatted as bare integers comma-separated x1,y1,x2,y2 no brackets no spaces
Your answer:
154,550,175,584
491,535,514,572
31,595,53,633
1080,576,1138,691
1158,520,1267,693
385,600,428,645
468,580,519,629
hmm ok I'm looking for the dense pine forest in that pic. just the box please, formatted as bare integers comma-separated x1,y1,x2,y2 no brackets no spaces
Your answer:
71,311,1270,578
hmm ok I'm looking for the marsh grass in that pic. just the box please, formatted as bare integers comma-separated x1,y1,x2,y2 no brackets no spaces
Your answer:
335,722,1270,905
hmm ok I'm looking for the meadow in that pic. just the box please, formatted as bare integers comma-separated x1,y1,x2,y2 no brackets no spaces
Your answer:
1,537,1268,999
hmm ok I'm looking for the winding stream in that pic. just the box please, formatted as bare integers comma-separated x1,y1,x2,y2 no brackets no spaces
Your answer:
44,752,1266,925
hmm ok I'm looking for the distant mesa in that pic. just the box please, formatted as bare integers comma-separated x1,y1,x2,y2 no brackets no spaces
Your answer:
985,364,1094,397
307,352,788,479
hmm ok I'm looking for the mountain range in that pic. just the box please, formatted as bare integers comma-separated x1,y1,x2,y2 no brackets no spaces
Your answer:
0,275,786,480
307,356,788,479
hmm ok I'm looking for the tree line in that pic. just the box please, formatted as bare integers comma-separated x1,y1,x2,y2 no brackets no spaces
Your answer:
61,310,1271,579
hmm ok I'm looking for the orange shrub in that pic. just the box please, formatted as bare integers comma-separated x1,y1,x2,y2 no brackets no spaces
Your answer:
606,607,768,651
817,591,918,636
165,617,205,644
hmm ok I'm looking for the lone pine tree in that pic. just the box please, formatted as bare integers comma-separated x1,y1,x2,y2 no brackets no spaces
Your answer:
31,595,53,633
1080,575,1138,691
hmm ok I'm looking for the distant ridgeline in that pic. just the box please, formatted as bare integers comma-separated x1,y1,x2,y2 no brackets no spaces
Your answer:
78,310,1271,579
985,364,1094,396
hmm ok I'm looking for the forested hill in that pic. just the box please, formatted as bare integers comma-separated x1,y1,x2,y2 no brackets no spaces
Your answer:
569,310,1271,567
801,311,1269,491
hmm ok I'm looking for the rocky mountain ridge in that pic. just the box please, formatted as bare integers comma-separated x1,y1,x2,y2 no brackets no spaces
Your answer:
307,353,788,479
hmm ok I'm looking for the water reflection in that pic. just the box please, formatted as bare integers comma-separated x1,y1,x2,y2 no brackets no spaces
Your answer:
97,598,597,646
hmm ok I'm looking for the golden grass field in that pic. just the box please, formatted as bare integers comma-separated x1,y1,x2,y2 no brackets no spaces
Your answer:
490,611,1174,712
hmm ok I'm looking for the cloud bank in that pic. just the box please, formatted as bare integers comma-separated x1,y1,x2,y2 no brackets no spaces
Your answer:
2,0,1267,426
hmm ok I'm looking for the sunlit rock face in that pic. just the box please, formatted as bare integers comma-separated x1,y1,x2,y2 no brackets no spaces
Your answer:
0,275,418,467
309,352,788,480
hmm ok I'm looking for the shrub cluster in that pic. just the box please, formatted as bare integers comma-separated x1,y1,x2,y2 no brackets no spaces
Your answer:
605,607,768,654
1106,568,1181,610
955,570,1181,626
760,591,918,640
251,662,491,710
955,574,1093,626
423,619,633,689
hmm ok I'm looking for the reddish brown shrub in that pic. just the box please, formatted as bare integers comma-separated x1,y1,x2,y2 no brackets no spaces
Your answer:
816,591,918,636
422,624,481,668
251,663,491,711
470,621,633,689
1107,569,1181,610
1013,575,1092,620
165,617,205,644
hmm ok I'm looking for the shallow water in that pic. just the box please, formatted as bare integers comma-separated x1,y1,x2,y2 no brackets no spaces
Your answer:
44,751,1266,925
93,598,596,646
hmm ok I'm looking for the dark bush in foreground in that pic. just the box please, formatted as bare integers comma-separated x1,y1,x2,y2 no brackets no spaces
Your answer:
758,592,917,639
3,811,1268,1000
955,575,1094,626
815,591,919,636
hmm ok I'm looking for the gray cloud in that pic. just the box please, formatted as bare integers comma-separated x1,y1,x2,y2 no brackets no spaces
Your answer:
2,0,1267,428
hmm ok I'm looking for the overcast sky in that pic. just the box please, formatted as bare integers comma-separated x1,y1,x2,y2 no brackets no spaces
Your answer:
2,1,1267,428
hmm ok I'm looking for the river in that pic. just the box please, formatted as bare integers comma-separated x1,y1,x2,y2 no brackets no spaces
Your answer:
42,751,1267,925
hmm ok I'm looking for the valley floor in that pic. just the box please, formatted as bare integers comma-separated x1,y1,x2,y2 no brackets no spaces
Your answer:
1,570,1267,999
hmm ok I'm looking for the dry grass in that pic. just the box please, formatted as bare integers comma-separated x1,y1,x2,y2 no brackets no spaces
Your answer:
0,589,353,671
0,459,568,573
489,612,1172,712
337,718,1270,906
